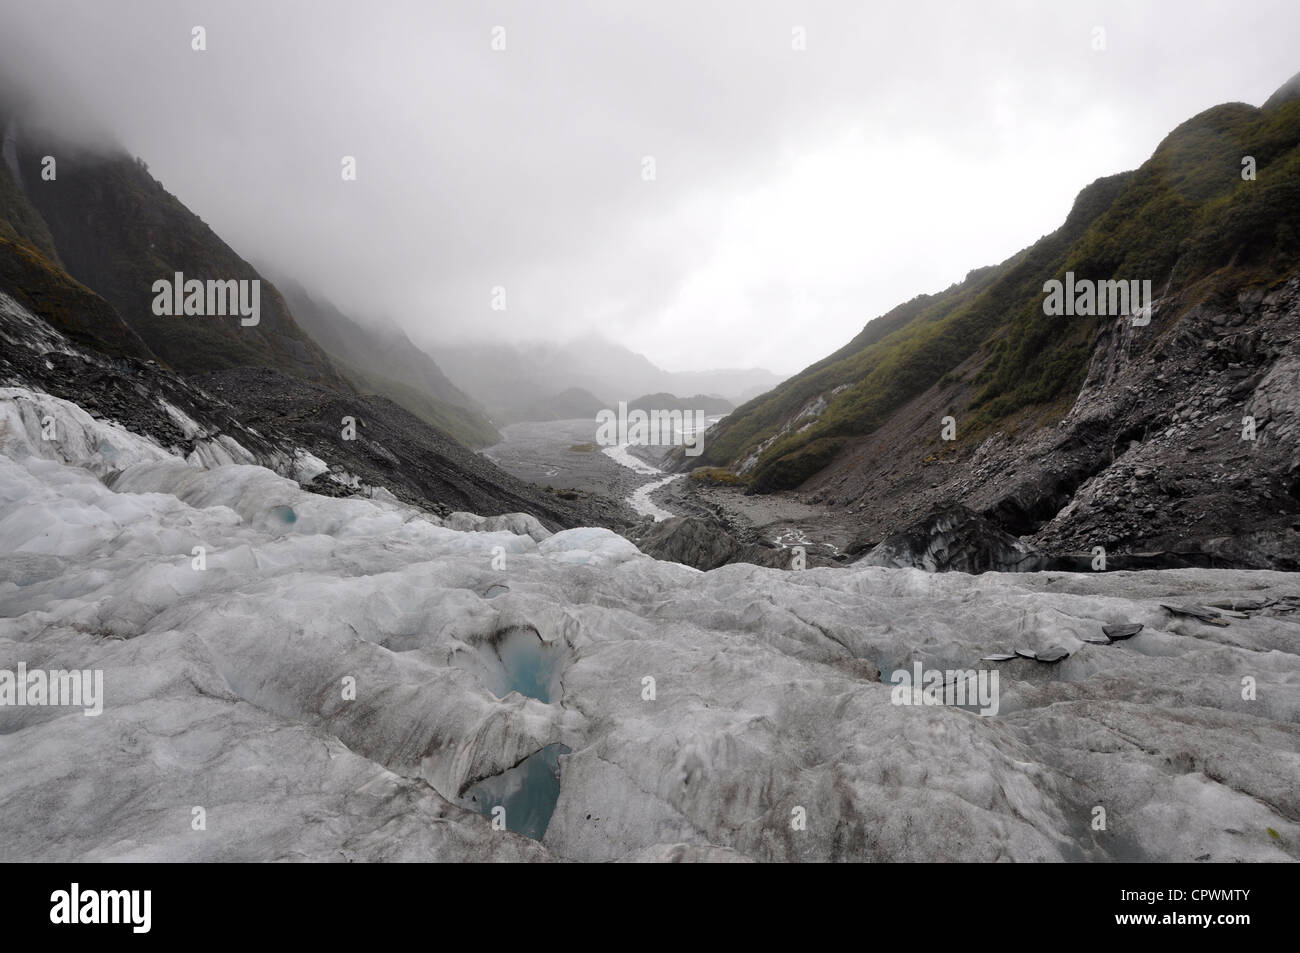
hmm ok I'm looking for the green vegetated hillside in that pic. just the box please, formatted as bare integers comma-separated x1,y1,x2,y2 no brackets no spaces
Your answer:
0,151,155,360
9,123,346,387
0,230,155,361
0,147,61,268
698,86,1300,493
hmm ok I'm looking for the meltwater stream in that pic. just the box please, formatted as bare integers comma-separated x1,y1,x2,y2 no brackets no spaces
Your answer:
601,442,681,521
600,414,725,522
461,627,571,840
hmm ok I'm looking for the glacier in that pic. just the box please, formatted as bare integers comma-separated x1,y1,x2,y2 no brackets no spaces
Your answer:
1,387,1298,862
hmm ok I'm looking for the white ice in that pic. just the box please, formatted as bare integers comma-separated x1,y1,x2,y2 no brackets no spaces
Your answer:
1,390,1298,862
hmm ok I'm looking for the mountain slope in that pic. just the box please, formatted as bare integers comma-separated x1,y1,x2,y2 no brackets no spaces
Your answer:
0,99,625,530
193,366,629,529
0,254,632,531
0,230,154,363
274,279,501,447
679,78,1300,567
0,130,158,361
7,119,346,387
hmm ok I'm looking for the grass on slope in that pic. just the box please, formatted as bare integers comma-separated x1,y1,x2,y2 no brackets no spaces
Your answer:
704,98,1300,492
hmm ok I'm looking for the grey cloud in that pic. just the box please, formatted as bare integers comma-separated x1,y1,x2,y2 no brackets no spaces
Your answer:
1,0,1297,374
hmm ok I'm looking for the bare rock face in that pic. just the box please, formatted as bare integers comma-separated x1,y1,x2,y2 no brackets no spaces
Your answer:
1025,279,1300,568
855,504,1049,573
790,276,1300,573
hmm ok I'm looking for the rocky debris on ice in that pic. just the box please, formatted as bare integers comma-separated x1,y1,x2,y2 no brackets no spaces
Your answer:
1162,604,1231,626
625,514,788,571
856,504,1049,574
1,401,1298,862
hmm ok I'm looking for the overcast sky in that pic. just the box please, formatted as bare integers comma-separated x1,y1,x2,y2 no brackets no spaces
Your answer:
2,0,1298,375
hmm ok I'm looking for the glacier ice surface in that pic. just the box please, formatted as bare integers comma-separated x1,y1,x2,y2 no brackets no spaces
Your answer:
1,390,1298,862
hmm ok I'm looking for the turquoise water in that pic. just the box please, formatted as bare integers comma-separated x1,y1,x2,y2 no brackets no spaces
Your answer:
268,504,297,525
464,743,572,840
493,626,562,703
464,627,570,839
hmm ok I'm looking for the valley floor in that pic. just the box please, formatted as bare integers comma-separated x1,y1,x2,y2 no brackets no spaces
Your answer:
656,477,854,561
486,418,852,559
483,419,649,503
